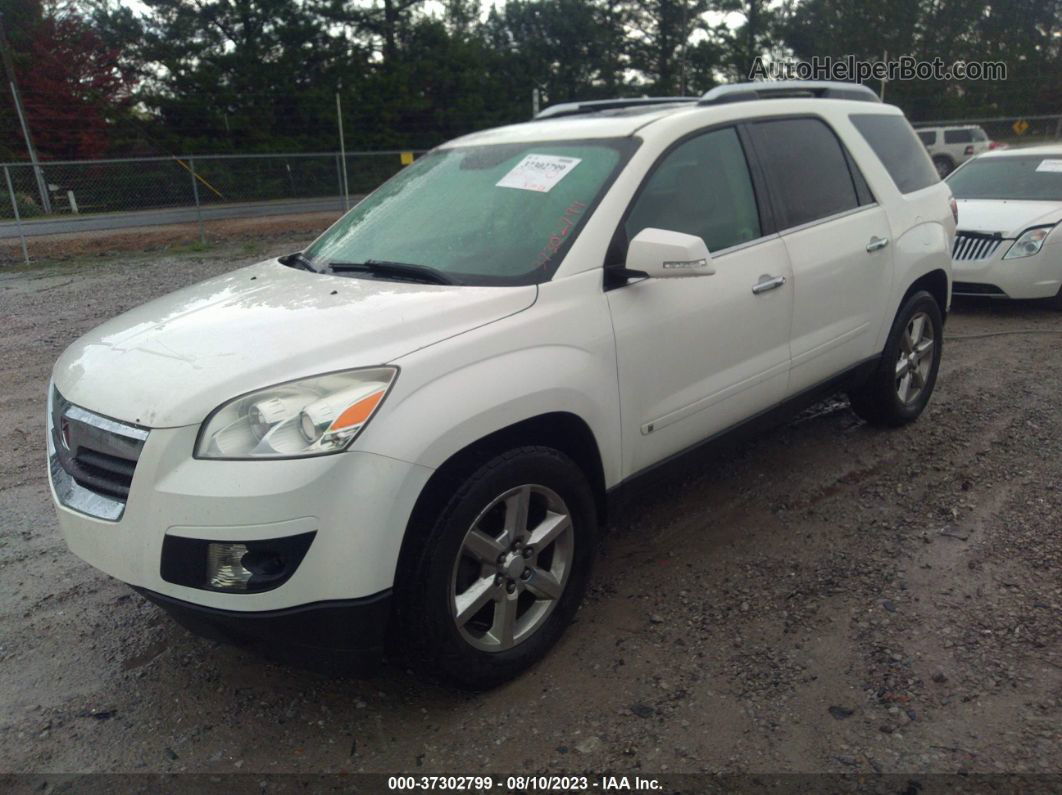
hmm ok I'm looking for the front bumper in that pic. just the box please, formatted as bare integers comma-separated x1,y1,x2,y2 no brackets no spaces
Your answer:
952,246,1062,300
50,419,434,615
136,587,393,672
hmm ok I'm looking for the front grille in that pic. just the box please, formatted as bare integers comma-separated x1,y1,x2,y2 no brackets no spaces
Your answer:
953,281,1007,296
952,232,1004,261
48,387,148,520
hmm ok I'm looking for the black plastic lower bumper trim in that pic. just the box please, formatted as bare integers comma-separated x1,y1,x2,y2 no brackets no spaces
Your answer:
135,587,392,674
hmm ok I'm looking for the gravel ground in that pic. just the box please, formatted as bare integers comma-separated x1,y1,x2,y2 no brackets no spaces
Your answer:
0,242,1059,778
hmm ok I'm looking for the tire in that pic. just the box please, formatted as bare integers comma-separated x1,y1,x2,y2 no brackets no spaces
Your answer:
933,156,954,178
849,290,943,427
395,446,597,689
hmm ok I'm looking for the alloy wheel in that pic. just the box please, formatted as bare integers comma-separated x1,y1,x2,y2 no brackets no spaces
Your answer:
450,484,574,652
895,311,935,405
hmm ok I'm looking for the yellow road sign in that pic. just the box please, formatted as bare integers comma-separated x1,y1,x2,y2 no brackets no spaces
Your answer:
400,151,414,166
1012,119,1029,136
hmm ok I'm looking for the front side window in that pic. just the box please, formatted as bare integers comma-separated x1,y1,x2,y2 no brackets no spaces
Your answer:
747,117,860,228
305,139,634,285
851,114,939,194
917,130,936,146
947,156,1062,201
624,127,761,253
944,129,974,144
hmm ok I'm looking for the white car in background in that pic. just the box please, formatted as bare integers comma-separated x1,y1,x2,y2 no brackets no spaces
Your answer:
916,125,997,177
946,145,1062,308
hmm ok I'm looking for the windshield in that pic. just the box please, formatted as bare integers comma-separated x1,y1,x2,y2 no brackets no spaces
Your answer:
305,139,635,285
947,156,1062,201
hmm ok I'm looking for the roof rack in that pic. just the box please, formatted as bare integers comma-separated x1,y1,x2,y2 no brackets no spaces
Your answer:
534,97,698,120
699,81,881,105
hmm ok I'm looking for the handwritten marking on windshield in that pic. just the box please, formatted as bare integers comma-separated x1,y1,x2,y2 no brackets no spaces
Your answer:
533,201,588,269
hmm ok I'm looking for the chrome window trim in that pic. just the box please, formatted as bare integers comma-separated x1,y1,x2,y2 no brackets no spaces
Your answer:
710,232,783,259
776,203,881,237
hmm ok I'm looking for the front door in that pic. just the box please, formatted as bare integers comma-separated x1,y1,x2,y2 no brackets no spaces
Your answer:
606,126,794,478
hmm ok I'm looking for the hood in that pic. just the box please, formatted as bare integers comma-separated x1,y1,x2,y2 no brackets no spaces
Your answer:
955,199,1062,238
53,259,537,427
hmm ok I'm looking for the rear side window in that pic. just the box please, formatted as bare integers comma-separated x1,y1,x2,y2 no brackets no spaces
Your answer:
747,118,860,229
917,130,936,146
850,114,939,194
944,129,973,144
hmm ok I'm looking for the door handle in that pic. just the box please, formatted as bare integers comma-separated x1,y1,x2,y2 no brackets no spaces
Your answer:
752,274,786,295
866,236,890,252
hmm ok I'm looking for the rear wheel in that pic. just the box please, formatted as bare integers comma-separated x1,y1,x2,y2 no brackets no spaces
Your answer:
397,446,596,689
933,155,954,178
849,290,943,426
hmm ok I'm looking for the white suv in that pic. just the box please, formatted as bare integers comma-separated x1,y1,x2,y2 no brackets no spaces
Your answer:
48,81,954,687
916,124,995,177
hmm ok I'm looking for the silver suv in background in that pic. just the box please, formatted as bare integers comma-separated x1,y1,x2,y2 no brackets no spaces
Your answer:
916,125,998,177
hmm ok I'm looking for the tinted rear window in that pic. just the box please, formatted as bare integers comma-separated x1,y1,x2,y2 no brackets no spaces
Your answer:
850,114,939,194
944,129,973,144
748,118,860,228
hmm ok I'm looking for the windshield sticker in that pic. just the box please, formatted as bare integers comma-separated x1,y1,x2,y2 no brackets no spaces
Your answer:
496,154,582,193
1035,159,1062,173
533,201,588,269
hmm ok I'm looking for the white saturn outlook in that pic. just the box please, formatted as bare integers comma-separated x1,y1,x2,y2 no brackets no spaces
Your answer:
48,81,954,688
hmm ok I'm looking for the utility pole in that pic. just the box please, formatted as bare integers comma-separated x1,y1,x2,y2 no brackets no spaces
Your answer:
880,50,888,101
679,0,689,96
336,81,350,211
0,12,50,214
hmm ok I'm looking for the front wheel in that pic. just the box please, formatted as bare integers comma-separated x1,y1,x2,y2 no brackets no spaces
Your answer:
849,290,943,427
396,446,597,689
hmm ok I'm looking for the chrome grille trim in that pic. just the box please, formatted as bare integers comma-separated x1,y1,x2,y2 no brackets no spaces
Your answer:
47,386,149,521
952,232,1004,261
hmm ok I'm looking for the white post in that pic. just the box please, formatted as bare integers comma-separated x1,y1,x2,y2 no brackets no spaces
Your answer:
532,88,540,118
67,190,78,214
336,83,350,211
880,50,887,101
4,165,29,265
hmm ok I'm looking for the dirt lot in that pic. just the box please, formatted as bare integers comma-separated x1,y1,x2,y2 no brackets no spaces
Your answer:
0,241,1059,780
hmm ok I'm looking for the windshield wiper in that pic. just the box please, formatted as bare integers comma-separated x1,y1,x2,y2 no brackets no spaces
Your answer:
279,251,319,272
327,259,456,285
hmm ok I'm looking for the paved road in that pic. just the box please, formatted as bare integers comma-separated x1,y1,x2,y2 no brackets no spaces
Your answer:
0,195,351,239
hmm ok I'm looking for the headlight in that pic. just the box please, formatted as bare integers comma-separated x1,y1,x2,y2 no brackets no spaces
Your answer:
1003,225,1053,260
195,367,397,459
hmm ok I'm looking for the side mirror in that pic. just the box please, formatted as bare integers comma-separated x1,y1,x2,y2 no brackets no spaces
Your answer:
625,227,715,279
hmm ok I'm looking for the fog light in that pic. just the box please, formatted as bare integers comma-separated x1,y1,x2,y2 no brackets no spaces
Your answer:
207,543,253,591
162,532,316,593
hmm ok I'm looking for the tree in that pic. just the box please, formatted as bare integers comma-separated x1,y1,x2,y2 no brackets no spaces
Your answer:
0,0,132,160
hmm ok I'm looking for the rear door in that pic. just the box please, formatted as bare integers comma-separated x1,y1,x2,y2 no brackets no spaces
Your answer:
746,116,893,394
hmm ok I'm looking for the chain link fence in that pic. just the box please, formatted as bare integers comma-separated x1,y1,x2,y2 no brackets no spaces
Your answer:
2,115,1060,264
0,150,422,263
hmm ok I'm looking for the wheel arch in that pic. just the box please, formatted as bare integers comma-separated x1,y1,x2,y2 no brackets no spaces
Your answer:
902,268,950,319
392,411,607,594
406,411,606,525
